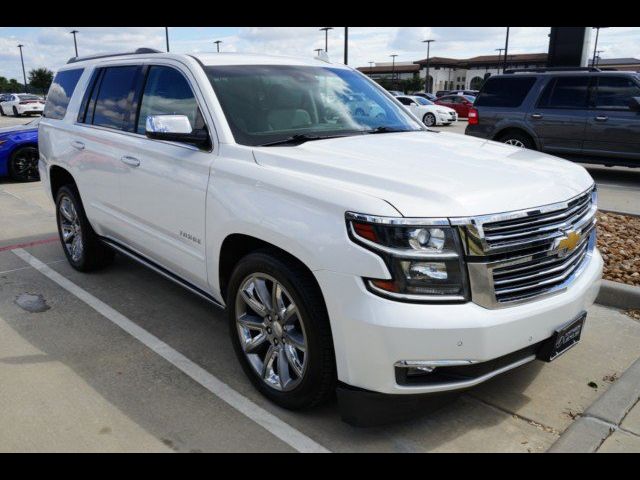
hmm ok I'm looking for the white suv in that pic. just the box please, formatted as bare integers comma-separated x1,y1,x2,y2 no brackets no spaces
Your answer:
38,49,602,423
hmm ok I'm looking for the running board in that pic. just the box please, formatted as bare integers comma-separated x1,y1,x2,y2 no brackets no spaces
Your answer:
100,237,225,310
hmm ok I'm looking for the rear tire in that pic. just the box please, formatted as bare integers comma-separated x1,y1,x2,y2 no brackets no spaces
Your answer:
55,185,114,272
498,131,535,149
0,106,5,116
227,251,336,410
9,146,40,182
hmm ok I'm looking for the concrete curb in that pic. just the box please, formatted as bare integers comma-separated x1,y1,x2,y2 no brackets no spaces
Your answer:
596,279,640,310
548,357,640,453
600,209,640,219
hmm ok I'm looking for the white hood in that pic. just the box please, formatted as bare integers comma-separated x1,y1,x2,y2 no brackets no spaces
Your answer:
252,131,594,218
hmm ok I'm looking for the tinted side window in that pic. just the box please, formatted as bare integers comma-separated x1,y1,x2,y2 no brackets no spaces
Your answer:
92,66,140,131
595,76,640,110
474,76,536,108
397,97,412,106
43,68,84,120
537,76,590,109
136,66,201,134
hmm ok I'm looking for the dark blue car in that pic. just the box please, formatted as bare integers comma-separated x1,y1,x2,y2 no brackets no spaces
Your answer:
0,117,40,181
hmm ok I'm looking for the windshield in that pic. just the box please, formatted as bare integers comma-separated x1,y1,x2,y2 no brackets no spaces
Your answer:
205,65,423,146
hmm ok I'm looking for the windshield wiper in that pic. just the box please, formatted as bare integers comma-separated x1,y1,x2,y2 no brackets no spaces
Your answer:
366,126,413,134
259,133,353,147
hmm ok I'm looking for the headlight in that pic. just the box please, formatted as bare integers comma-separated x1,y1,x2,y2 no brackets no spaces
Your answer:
346,212,469,303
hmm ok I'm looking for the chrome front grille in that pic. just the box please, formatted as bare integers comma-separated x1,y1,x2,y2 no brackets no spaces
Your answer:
453,186,597,308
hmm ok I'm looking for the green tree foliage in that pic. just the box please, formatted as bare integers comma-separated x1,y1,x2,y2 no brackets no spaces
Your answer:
28,67,54,94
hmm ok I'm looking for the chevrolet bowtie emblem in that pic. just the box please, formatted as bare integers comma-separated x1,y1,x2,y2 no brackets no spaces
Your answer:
554,230,581,256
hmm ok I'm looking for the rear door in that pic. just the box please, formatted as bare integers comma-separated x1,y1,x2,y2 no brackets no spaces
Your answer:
115,63,215,289
528,75,590,154
73,64,143,238
583,75,640,162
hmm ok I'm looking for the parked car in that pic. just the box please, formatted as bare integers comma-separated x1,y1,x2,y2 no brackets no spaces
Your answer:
345,93,386,119
0,117,40,181
0,93,45,116
411,91,438,102
396,95,458,126
39,50,601,424
465,70,640,167
435,94,476,118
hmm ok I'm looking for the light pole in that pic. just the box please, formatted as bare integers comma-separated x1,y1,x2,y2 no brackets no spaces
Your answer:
165,27,170,52
422,39,435,93
344,27,348,65
70,30,79,57
503,27,510,73
17,44,27,93
595,50,604,66
314,48,323,56
495,48,505,74
214,40,222,53
592,27,608,67
390,54,398,89
319,27,333,52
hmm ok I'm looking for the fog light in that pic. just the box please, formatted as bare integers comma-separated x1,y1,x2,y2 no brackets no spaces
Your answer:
402,261,448,281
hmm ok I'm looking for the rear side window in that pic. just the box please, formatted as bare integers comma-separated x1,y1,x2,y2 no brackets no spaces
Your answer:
43,68,84,120
537,76,590,109
594,76,640,110
92,66,140,131
136,66,201,134
474,77,536,108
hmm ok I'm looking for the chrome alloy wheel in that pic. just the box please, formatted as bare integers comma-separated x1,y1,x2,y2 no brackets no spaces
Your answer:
235,273,308,391
504,139,525,148
59,195,83,262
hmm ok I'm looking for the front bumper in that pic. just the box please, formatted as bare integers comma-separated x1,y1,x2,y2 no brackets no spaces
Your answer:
315,249,602,395
437,111,457,124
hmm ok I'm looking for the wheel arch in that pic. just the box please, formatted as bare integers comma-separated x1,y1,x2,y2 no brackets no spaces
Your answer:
49,165,77,199
493,126,539,149
218,233,325,306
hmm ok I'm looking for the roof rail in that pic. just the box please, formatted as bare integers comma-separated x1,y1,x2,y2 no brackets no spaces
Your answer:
504,67,601,74
67,48,163,64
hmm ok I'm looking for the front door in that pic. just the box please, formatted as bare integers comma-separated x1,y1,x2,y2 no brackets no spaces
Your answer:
583,75,640,162
116,64,215,289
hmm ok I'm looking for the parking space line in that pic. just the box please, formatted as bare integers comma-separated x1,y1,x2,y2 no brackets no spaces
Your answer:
12,248,330,454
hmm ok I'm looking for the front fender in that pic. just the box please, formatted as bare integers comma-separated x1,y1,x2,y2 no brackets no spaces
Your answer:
205,145,397,301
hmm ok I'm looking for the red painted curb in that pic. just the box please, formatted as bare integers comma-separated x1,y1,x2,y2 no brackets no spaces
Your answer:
0,236,59,252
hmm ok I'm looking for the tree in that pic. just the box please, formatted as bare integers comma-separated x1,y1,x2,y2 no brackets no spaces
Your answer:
28,67,54,94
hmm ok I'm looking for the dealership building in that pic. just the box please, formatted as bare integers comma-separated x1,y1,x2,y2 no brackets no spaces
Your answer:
358,54,640,92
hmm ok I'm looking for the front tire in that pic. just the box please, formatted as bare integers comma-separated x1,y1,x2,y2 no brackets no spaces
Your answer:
423,112,436,127
9,146,40,182
55,185,114,272
12,106,21,117
227,251,336,410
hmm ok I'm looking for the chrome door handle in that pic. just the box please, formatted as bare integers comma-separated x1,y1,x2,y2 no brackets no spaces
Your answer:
120,156,140,167
595,116,608,122
71,140,85,150
530,113,543,119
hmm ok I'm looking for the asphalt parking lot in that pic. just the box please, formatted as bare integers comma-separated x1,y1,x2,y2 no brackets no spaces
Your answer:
1,115,639,452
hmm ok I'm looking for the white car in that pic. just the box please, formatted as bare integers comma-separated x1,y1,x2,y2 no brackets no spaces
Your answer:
0,93,45,117
396,95,458,126
39,50,601,425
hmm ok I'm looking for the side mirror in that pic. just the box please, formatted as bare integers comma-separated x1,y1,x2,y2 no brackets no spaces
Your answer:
145,114,210,149
629,97,640,112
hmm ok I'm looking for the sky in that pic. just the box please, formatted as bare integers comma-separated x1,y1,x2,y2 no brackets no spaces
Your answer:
1,27,639,82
